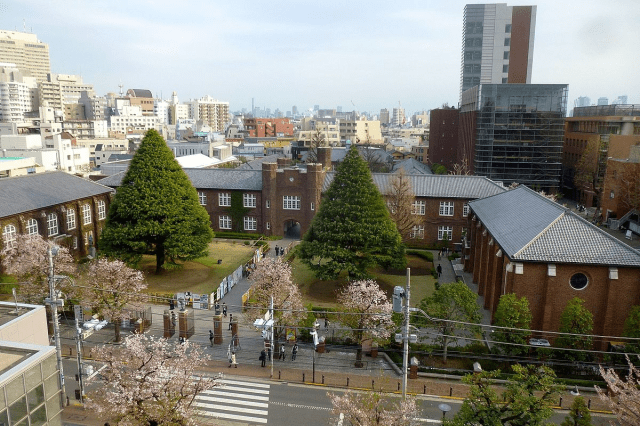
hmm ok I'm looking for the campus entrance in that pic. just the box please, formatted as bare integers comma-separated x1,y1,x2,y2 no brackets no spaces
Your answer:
283,220,301,239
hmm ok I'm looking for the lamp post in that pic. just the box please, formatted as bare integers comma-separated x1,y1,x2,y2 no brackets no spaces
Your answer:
312,319,320,383
46,244,65,402
438,403,451,420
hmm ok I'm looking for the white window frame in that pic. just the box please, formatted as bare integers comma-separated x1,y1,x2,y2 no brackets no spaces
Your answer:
266,200,270,209
67,209,76,230
73,236,78,249
463,203,469,217
412,200,426,215
82,204,92,225
438,226,453,240
218,193,231,207
283,195,301,210
244,216,257,231
311,202,315,211
219,215,231,230
243,193,257,208
26,218,38,235
410,225,425,239
98,200,107,220
439,201,454,216
198,192,207,206
47,213,58,236
2,224,16,249
266,222,270,230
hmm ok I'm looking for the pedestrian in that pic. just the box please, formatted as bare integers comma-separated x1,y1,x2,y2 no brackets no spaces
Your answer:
222,303,227,318
275,245,279,256
437,264,442,277
280,247,284,256
279,344,286,361
228,313,233,330
267,346,271,361
179,336,185,345
229,351,237,368
209,330,214,347
291,343,298,361
260,349,266,367
438,249,441,260
324,318,329,329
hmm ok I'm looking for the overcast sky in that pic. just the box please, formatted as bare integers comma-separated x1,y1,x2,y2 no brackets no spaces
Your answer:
3,0,639,115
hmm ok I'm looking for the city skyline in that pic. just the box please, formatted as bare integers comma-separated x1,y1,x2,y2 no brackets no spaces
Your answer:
3,0,639,114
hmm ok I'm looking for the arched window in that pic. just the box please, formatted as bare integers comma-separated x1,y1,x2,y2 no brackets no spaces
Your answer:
26,218,38,235
47,213,58,236
2,224,16,249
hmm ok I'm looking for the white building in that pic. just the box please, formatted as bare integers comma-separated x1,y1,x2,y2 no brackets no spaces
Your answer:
0,30,51,83
391,107,406,127
154,99,170,124
0,64,38,122
109,105,160,135
186,95,229,132
0,133,90,174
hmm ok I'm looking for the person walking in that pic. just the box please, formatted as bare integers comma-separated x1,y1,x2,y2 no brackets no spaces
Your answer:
279,344,286,361
222,303,227,318
209,330,214,347
228,314,233,331
324,318,329,329
437,264,442,277
275,245,279,256
229,352,237,368
291,343,298,361
260,349,266,367
267,346,271,361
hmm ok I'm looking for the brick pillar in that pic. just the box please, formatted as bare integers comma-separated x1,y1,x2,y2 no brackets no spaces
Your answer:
477,229,489,297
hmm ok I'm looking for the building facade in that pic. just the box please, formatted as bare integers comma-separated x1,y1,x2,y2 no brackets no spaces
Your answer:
428,108,460,170
0,31,51,83
244,118,293,138
460,4,536,98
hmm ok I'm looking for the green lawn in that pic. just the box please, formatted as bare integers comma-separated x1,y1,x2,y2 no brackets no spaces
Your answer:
291,255,436,308
140,241,257,295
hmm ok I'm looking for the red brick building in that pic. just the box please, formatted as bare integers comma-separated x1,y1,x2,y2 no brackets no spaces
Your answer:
464,185,640,344
244,118,294,138
428,108,460,170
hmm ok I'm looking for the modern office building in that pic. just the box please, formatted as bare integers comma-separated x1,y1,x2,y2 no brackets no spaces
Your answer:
460,84,568,190
460,4,536,98
0,30,51,83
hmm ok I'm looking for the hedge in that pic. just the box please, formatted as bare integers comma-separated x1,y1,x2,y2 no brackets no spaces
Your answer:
406,250,434,262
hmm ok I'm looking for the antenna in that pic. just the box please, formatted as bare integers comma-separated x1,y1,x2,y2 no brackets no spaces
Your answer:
23,19,25,32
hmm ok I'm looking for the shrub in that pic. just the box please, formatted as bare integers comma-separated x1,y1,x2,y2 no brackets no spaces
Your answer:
215,232,266,240
406,250,434,262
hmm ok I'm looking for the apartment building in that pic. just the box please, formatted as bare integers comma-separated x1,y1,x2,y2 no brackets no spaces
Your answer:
187,96,229,132
0,30,51,83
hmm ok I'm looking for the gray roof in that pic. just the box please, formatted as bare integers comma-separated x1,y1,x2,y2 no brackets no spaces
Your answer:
236,154,283,171
469,185,640,266
323,173,505,199
0,172,114,218
127,89,153,98
392,158,433,175
98,168,263,191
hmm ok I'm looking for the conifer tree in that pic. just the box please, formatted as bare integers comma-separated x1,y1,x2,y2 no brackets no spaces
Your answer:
298,145,405,280
99,129,213,273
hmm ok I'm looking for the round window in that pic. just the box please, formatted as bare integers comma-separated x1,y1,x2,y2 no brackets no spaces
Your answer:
569,273,588,290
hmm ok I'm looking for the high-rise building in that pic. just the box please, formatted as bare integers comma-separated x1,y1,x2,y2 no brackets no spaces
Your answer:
379,108,390,126
187,95,230,132
598,97,609,106
391,107,405,127
0,30,51,83
460,4,536,98
575,96,591,108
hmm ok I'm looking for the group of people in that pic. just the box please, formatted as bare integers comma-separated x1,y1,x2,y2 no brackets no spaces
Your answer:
437,247,450,260
273,245,285,257
259,343,298,367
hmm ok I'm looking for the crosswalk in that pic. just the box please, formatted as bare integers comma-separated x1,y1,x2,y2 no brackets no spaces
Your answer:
195,377,271,424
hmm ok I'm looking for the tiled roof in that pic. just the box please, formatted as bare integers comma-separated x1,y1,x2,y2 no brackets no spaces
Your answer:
98,168,263,191
392,158,433,175
236,154,283,171
323,173,505,199
0,172,113,218
469,186,640,266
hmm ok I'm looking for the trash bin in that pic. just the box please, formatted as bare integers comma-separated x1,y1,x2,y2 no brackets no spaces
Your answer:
409,356,419,379
75,389,81,400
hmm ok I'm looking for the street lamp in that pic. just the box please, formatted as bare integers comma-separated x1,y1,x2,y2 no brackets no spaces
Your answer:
310,319,320,383
438,403,451,420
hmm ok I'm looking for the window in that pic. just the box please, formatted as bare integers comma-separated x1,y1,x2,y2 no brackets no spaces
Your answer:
219,215,231,230
266,200,270,209
411,200,426,215
97,200,106,220
266,222,270,230
67,209,76,230
84,230,93,246
502,64,509,73
243,193,256,208
502,77,508,83
504,38,510,46
26,218,38,235
439,201,454,216
410,225,424,239
2,224,16,249
463,203,470,217
438,226,453,241
73,237,78,249
82,204,92,225
311,202,315,211
505,24,511,33
610,190,615,199
569,273,589,290
283,196,301,210
47,213,58,236
218,193,231,207
244,216,257,231
503,51,510,60
198,192,207,206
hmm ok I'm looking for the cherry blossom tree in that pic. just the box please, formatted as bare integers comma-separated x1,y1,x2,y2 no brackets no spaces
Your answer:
76,258,147,342
328,390,418,426
597,355,640,426
247,258,306,338
337,279,394,367
87,333,217,426
0,233,75,303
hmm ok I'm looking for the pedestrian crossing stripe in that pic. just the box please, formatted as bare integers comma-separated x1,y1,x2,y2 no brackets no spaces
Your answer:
195,378,270,424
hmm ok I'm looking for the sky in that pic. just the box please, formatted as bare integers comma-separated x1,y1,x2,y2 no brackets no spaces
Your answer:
2,0,639,115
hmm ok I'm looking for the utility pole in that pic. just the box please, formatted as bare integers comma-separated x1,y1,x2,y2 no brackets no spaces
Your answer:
269,296,274,379
393,268,416,400
75,317,85,404
47,244,65,401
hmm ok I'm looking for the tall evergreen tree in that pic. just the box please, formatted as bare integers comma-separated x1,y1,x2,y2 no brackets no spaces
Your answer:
492,294,533,356
555,297,594,362
298,145,405,280
99,129,213,273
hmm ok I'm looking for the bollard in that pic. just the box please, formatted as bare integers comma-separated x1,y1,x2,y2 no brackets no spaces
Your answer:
398,382,401,391
450,387,453,397
372,380,375,390
424,385,426,394
322,375,325,384
347,377,349,387
69,348,72,356
278,371,281,380
588,399,591,409
559,397,562,408
303,373,305,382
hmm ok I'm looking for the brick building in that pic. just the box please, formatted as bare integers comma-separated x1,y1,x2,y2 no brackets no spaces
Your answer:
428,108,460,170
243,118,294,138
0,172,114,257
464,185,640,343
